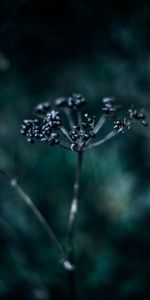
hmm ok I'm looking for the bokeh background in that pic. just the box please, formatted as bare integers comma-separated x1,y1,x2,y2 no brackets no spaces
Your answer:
0,0,150,299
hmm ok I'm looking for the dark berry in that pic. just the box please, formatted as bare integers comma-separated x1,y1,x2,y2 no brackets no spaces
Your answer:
55,97,67,107
141,120,148,127
71,143,78,151
27,138,34,143
35,102,51,114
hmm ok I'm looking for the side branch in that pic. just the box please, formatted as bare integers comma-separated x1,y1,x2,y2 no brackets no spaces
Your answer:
85,130,118,150
93,115,106,134
0,169,72,268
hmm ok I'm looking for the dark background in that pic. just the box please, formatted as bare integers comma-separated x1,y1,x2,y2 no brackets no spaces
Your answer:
0,0,150,299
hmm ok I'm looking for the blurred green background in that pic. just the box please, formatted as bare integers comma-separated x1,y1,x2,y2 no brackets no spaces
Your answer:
0,0,150,299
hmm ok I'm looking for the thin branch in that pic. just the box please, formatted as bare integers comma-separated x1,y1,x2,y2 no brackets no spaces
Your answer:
60,126,72,143
64,108,74,129
59,143,71,151
77,111,82,128
93,114,106,134
85,130,118,150
0,169,67,262
0,216,55,299
84,115,106,147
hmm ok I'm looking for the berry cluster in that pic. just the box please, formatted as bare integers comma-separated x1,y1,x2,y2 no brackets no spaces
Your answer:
69,114,96,150
128,107,148,127
113,119,130,133
102,97,120,118
113,107,148,134
20,119,41,143
20,109,61,146
43,110,62,128
55,93,86,109
82,113,96,130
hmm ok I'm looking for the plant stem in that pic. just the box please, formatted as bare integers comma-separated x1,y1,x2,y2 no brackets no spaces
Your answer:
67,150,83,300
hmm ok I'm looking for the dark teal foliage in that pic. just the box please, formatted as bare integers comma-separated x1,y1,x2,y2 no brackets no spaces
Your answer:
0,0,150,299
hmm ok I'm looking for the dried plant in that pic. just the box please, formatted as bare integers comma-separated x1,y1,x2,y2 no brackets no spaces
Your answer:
0,94,148,300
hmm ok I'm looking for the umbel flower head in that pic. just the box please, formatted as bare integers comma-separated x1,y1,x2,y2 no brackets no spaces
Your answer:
20,94,148,152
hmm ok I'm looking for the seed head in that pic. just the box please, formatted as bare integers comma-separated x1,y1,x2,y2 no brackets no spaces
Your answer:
128,107,148,127
55,93,86,110
20,119,41,143
69,113,96,149
55,97,67,107
43,110,62,128
102,97,121,118
20,108,62,147
113,119,130,133
35,102,51,115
